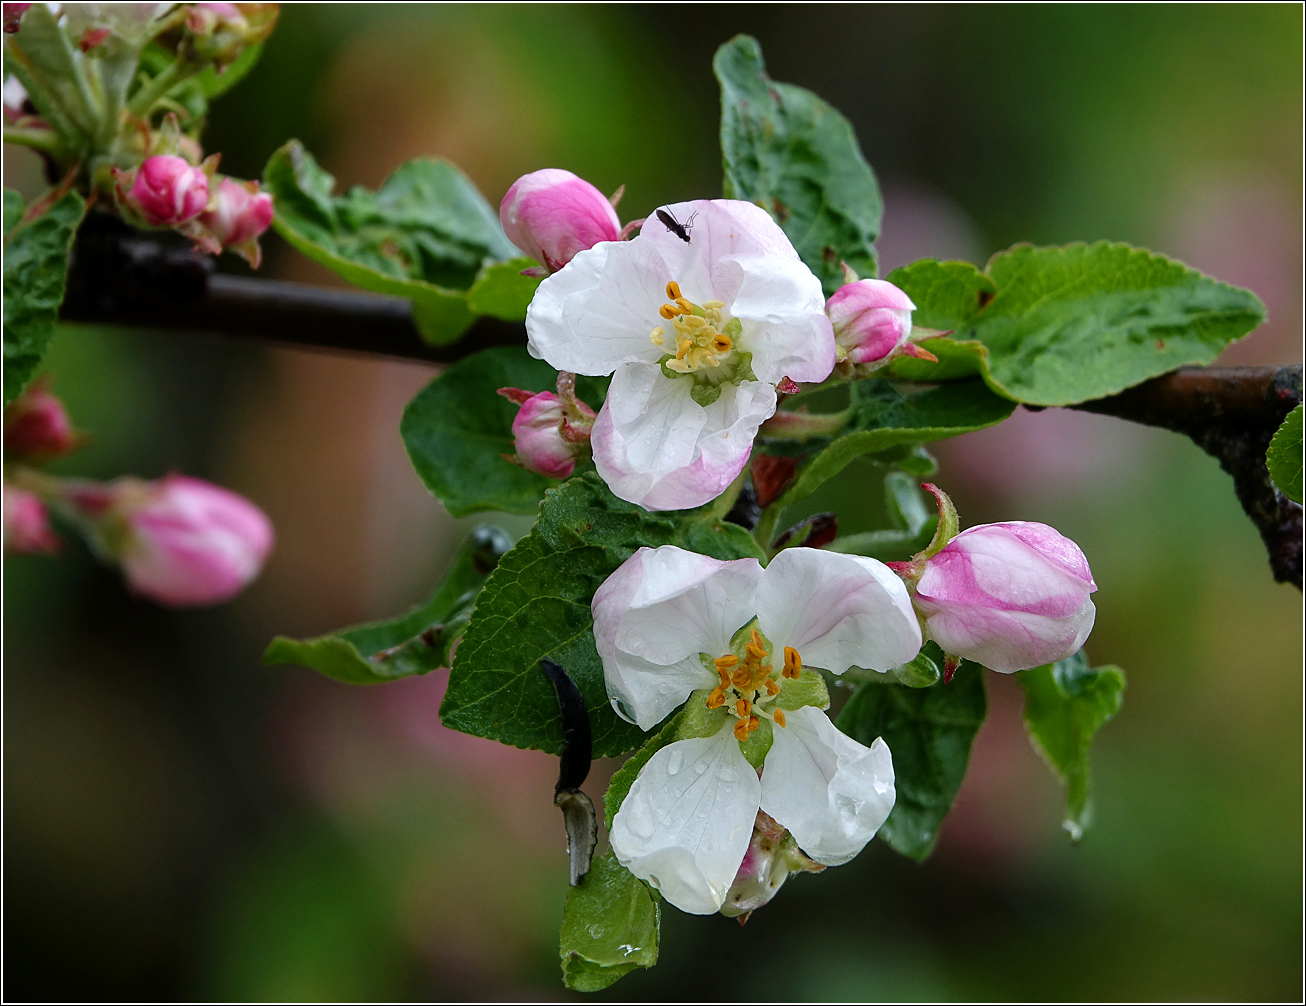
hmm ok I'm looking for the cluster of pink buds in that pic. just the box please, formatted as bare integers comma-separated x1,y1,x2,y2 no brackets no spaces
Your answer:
887,483,1098,675
500,168,633,275
496,373,596,479
4,384,274,607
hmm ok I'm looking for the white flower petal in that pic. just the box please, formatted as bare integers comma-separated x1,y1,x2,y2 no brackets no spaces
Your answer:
755,548,923,673
592,367,777,511
525,239,670,375
593,546,761,729
732,256,835,385
610,726,762,915
760,706,895,866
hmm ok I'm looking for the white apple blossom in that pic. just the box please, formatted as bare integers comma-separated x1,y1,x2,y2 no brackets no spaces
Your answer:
593,545,922,914
526,199,835,511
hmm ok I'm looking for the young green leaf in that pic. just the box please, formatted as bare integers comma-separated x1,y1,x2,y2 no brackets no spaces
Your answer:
835,657,987,861
262,526,513,684
887,243,1266,406
767,378,1016,517
1266,403,1303,504
715,34,881,295
1018,651,1125,840
3,188,86,405
263,141,517,344
465,258,542,321
559,852,659,992
442,473,761,758
400,344,608,517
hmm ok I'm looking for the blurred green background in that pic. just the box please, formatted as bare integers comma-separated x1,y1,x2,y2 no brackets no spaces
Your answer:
4,4,1301,1001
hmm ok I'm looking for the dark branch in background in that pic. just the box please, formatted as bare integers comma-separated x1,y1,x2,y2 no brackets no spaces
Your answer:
59,216,1304,588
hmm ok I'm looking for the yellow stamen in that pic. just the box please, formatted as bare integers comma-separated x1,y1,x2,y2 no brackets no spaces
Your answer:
659,303,678,320
773,709,786,728
736,698,751,719
707,686,726,709
674,297,694,315
765,678,780,696
783,646,803,679
712,333,733,354
665,280,682,300
748,715,759,732
714,654,738,669
746,642,766,660
734,718,750,741
703,299,725,309
649,326,664,347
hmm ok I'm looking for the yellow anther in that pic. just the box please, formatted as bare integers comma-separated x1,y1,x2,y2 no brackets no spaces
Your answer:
681,314,708,330
773,709,786,728
731,667,751,689
666,280,682,300
765,678,780,696
714,655,738,669
659,303,678,320
712,333,733,354
736,698,751,719
649,326,665,347
734,719,750,741
674,297,695,315
703,299,725,309
753,664,772,687
783,646,803,679
748,715,760,732
746,641,766,660
707,686,726,709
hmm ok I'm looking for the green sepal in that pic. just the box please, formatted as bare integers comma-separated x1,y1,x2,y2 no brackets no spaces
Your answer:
886,244,1266,406
1266,403,1303,504
835,654,987,861
1018,650,1125,841
559,852,659,992
262,527,511,683
738,716,773,769
888,651,942,688
775,668,830,711
4,188,86,405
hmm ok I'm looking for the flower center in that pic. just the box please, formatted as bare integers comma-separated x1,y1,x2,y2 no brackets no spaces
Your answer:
705,626,804,741
650,281,741,375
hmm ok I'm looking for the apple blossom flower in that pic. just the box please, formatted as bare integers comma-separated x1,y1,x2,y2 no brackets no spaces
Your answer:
4,485,60,555
116,155,210,228
4,381,77,461
911,521,1097,673
527,199,835,511
499,169,622,273
63,474,274,607
826,277,916,365
195,176,274,267
594,544,920,914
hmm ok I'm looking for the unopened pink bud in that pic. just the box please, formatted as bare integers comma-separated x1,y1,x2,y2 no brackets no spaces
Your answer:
506,390,587,479
120,155,210,227
826,279,915,365
4,383,77,460
499,169,621,273
198,177,273,267
913,522,1097,673
719,811,823,921
3,4,31,33
79,475,274,607
4,485,60,555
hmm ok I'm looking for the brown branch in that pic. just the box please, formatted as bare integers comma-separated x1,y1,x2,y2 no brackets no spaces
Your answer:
58,215,1304,587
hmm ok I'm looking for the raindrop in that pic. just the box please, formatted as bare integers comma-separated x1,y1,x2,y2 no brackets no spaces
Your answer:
667,748,684,775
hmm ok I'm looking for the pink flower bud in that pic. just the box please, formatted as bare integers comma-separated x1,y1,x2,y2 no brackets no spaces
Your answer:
119,155,210,227
503,390,590,479
913,522,1097,673
826,279,916,365
197,177,273,267
3,485,60,555
499,169,621,272
719,811,823,921
3,4,31,33
74,475,274,607
4,382,77,460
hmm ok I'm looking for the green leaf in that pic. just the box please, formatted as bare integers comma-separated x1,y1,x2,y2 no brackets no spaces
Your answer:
1018,651,1125,840
3,188,85,405
887,244,1266,406
400,344,608,518
442,473,761,758
559,852,659,992
835,658,987,861
1267,403,1303,504
465,258,542,321
3,5,94,139
715,35,881,295
262,527,512,684
263,141,516,344
769,378,1016,516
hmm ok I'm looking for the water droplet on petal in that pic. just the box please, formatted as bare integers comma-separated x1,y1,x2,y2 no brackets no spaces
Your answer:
667,748,684,775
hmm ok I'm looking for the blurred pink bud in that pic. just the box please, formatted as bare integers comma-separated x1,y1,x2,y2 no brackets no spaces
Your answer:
78,25,110,50
118,155,210,227
826,279,916,365
4,485,60,555
498,389,594,479
499,169,621,272
3,4,31,33
4,382,77,461
79,475,274,607
913,522,1097,673
719,811,823,922
197,177,273,267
